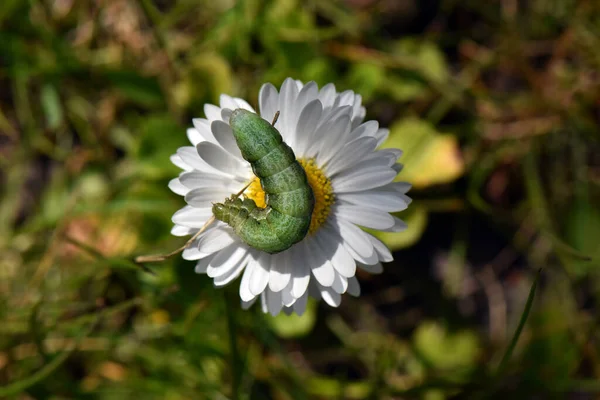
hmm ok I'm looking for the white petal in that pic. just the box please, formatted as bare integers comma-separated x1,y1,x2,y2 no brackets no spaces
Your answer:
337,190,409,212
259,83,279,124
177,147,209,172
233,97,255,112
296,81,318,109
169,178,189,195
170,154,192,171
194,254,216,274
211,121,244,160
249,253,270,295
343,241,378,265
260,292,268,313
197,142,247,175
347,276,361,296
278,78,300,141
241,297,257,310
293,99,323,155
335,90,355,107
388,181,412,193
358,262,383,274
204,104,222,121
336,204,395,230
171,225,196,237
186,128,204,146
220,94,239,111
183,241,206,260
379,216,408,232
350,120,379,141
374,128,389,146
318,227,356,278
179,171,247,191
239,259,257,302
320,285,341,307
268,251,291,292
192,118,217,144
197,226,237,254
328,217,375,262
368,234,393,262
291,244,311,298
324,136,377,177
331,272,348,294
316,115,350,165
308,239,335,287
332,167,397,193
172,205,213,228
318,83,336,107
292,292,308,315
207,244,247,278
185,187,233,208
266,289,283,316
214,253,251,287
221,108,233,123
281,280,297,307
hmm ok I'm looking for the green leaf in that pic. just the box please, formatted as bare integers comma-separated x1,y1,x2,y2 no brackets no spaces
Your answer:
383,117,464,188
135,114,186,179
176,53,233,108
346,63,385,101
413,321,480,375
104,70,164,107
40,84,63,130
565,199,600,275
267,299,317,338
391,39,450,84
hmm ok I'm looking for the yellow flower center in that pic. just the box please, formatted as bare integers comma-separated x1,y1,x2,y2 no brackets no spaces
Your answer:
243,158,334,235
244,177,267,208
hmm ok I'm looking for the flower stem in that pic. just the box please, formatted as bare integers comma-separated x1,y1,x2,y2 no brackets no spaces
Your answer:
495,268,541,375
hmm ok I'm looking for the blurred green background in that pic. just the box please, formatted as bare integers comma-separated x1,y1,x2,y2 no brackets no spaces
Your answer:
1,0,599,398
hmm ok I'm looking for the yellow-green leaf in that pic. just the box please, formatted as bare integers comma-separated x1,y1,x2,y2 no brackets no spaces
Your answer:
267,298,317,338
384,117,464,188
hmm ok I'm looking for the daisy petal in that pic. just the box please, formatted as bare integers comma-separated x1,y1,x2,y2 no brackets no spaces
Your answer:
331,273,348,294
194,254,215,274
347,276,361,296
204,104,222,121
211,120,244,160
214,253,250,287
268,252,291,292
249,253,270,296
320,285,341,307
171,225,196,237
259,83,279,124
169,178,189,195
292,292,308,315
197,142,247,176
336,204,396,230
197,226,237,254
266,289,284,316
332,167,397,193
357,262,383,274
207,244,247,278
309,239,335,287
172,205,213,228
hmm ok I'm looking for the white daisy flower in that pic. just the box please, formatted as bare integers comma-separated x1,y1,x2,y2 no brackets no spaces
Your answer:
169,78,411,316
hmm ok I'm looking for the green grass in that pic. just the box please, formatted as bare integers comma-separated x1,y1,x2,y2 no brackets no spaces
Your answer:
1,0,600,398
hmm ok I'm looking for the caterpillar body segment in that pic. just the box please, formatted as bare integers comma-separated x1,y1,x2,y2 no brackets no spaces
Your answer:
212,109,315,254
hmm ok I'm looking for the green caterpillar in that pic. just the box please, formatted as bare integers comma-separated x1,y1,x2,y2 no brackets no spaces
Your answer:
212,109,315,254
